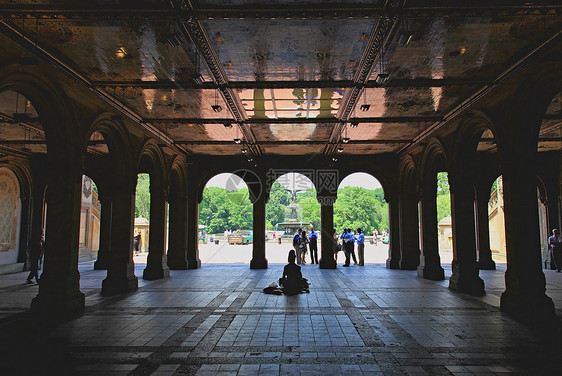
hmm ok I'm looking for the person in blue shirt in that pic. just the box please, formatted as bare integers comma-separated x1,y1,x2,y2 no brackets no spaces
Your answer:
293,228,302,264
308,227,319,264
348,229,358,265
340,228,349,266
356,228,365,266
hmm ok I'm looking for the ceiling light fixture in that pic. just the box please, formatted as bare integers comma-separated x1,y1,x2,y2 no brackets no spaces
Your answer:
212,89,222,112
350,120,359,128
342,137,350,143
360,104,370,111
332,157,338,162
376,54,389,85
337,147,344,153
234,138,241,144
241,148,248,153
223,123,232,128
115,47,127,58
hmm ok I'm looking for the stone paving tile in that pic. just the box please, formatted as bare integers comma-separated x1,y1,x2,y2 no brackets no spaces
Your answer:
1,262,561,375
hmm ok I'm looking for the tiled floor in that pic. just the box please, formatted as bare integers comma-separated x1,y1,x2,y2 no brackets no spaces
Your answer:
1,261,562,375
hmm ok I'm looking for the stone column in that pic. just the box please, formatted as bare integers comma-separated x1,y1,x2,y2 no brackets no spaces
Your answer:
448,171,485,295
500,155,555,321
25,173,46,270
250,195,268,269
143,189,170,280
94,189,112,270
399,186,420,270
167,192,188,270
101,178,138,295
30,157,85,322
386,192,400,269
417,179,445,280
475,180,496,270
186,183,201,269
319,196,337,269
17,190,32,266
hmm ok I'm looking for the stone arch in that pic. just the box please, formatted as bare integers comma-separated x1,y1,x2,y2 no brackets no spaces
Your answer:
419,137,449,184
453,111,500,165
503,66,562,154
398,155,418,192
85,113,135,176
137,138,169,193
0,66,80,160
169,155,188,198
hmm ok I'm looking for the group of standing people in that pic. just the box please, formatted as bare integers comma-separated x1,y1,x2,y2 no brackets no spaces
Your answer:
292,227,319,265
333,228,365,267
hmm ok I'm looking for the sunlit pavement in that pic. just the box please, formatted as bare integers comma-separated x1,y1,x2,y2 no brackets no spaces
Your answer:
197,241,454,265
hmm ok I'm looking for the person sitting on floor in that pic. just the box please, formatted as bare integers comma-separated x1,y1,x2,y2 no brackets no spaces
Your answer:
279,249,309,295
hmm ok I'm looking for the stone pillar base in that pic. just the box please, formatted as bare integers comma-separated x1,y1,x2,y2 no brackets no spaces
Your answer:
400,258,419,270
449,274,485,296
168,258,188,270
93,259,107,270
188,258,201,269
143,265,170,280
101,275,138,296
501,290,556,325
30,291,85,324
386,258,400,269
478,259,496,270
250,258,268,269
417,264,445,280
319,257,337,269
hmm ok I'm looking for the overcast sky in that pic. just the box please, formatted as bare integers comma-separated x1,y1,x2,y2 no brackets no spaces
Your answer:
206,172,382,191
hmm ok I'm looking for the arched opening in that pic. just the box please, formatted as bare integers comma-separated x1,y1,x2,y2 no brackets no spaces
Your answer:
436,171,453,265
0,90,45,279
134,172,150,259
335,172,387,265
78,175,101,263
199,173,253,264
0,167,22,269
266,172,318,264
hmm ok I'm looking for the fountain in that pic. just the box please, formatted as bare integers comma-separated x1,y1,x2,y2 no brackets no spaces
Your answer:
273,190,311,238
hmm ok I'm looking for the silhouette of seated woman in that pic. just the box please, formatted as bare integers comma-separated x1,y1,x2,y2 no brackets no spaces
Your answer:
280,249,309,296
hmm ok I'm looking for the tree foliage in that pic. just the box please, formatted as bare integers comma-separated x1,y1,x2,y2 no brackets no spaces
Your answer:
436,172,451,222
134,173,151,220
199,187,253,233
334,187,388,233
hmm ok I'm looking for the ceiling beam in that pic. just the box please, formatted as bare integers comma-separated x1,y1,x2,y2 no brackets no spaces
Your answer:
1,3,559,20
92,78,491,90
144,116,443,124
173,139,415,146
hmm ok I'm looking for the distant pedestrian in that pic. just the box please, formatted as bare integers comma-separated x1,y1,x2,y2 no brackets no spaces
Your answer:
293,228,302,264
308,227,319,264
349,229,358,265
133,230,141,255
299,230,309,264
333,229,342,262
26,233,44,284
356,228,365,266
549,229,562,272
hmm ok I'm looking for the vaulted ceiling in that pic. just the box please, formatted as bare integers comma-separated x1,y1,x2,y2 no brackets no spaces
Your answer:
0,0,561,159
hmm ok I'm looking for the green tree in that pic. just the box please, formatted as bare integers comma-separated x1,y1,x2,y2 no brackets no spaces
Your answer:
436,172,451,221
297,188,320,229
134,173,151,220
333,186,387,234
266,181,291,229
199,186,253,234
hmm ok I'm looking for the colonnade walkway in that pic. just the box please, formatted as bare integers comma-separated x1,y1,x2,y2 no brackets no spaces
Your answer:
1,259,562,375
